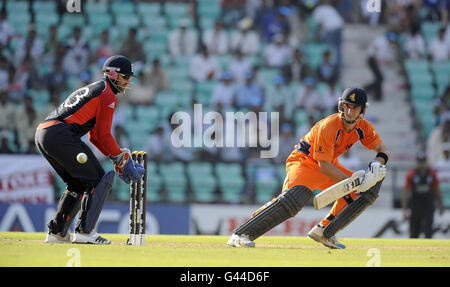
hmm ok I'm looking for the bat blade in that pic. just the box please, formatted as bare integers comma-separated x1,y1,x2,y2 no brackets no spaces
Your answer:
313,170,365,210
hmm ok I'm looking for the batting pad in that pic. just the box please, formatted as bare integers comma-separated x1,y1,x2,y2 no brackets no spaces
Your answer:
234,185,313,241
323,180,383,238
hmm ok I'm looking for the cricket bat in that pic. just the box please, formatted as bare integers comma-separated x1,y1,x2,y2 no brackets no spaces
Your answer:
313,170,365,210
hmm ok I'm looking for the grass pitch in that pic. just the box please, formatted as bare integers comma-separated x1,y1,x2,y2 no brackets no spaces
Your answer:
0,232,449,267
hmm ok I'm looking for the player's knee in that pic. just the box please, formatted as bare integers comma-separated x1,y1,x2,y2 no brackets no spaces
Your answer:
280,185,313,216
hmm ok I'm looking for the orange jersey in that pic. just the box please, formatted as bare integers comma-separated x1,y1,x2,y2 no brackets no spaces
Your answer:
288,113,382,164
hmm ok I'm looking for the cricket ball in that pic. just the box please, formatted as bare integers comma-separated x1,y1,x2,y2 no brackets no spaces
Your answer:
76,153,88,164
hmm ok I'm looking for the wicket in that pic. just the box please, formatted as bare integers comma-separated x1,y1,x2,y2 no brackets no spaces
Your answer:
127,151,148,246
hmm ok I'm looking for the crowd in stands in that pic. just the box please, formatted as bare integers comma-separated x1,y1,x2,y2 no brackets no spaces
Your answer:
0,0,449,205
385,0,450,207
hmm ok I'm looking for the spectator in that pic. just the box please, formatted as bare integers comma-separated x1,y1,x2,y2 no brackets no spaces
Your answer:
235,70,264,110
289,2,312,44
5,65,22,102
364,32,398,101
15,96,39,153
189,45,221,82
434,86,450,125
321,80,341,112
142,58,169,102
128,72,153,106
222,0,247,28
428,27,449,62
283,25,301,51
228,49,252,84
0,55,11,90
44,88,62,118
296,77,322,112
144,126,165,162
42,25,61,65
427,116,450,165
202,20,229,55
283,48,312,83
402,151,445,238
15,57,39,95
316,49,339,85
120,27,145,64
360,0,381,26
435,142,450,182
403,23,426,59
0,131,14,154
261,7,291,42
63,27,89,77
211,71,236,110
168,19,198,56
273,122,299,164
0,90,15,132
0,10,13,47
14,26,44,68
264,33,292,68
312,0,344,72
264,75,292,116
422,0,445,22
44,61,68,92
296,112,318,139
338,0,354,22
230,17,260,55
95,30,116,61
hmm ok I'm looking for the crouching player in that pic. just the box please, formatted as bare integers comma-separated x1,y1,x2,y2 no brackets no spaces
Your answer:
35,55,145,244
228,87,390,249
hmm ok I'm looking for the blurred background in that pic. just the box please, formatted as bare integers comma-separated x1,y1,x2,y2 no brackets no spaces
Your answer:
0,0,449,238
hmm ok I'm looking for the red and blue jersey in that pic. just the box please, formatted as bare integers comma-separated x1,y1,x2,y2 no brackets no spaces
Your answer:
46,80,122,157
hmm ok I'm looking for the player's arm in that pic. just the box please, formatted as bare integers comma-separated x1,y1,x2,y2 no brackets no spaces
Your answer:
318,160,349,182
372,141,390,165
431,169,445,215
402,169,414,220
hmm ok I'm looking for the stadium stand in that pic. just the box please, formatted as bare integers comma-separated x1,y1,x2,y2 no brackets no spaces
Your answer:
0,0,448,209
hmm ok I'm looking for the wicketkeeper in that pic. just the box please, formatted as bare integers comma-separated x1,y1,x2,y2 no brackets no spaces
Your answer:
35,55,145,244
228,87,390,249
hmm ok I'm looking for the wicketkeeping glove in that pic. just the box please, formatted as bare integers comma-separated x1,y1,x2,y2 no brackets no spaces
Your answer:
110,149,145,184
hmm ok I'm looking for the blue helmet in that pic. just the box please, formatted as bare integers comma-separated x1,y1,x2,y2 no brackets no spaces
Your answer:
338,87,369,124
102,55,134,80
339,87,368,114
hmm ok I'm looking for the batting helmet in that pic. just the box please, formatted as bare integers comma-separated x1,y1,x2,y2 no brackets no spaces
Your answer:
338,87,369,124
102,55,134,80
339,87,368,113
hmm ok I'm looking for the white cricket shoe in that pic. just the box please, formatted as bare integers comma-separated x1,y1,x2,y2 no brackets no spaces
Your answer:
72,230,111,245
45,231,73,244
308,225,345,249
227,233,255,248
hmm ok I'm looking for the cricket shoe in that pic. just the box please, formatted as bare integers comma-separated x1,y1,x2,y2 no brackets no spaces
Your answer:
72,230,111,245
227,233,255,248
45,231,73,244
308,225,345,249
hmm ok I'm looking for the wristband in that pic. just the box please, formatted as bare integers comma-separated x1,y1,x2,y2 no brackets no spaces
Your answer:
376,152,388,165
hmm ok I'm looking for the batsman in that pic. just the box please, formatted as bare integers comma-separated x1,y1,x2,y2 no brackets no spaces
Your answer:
35,55,145,244
228,87,390,249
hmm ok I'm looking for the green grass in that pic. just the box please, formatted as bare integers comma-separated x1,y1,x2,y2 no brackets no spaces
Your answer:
0,232,449,267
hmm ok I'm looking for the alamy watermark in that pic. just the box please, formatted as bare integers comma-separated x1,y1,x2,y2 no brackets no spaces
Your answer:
66,0,81,13
366,0,381,13
366,248,381,267
66,248,81,267
171,104,280,159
